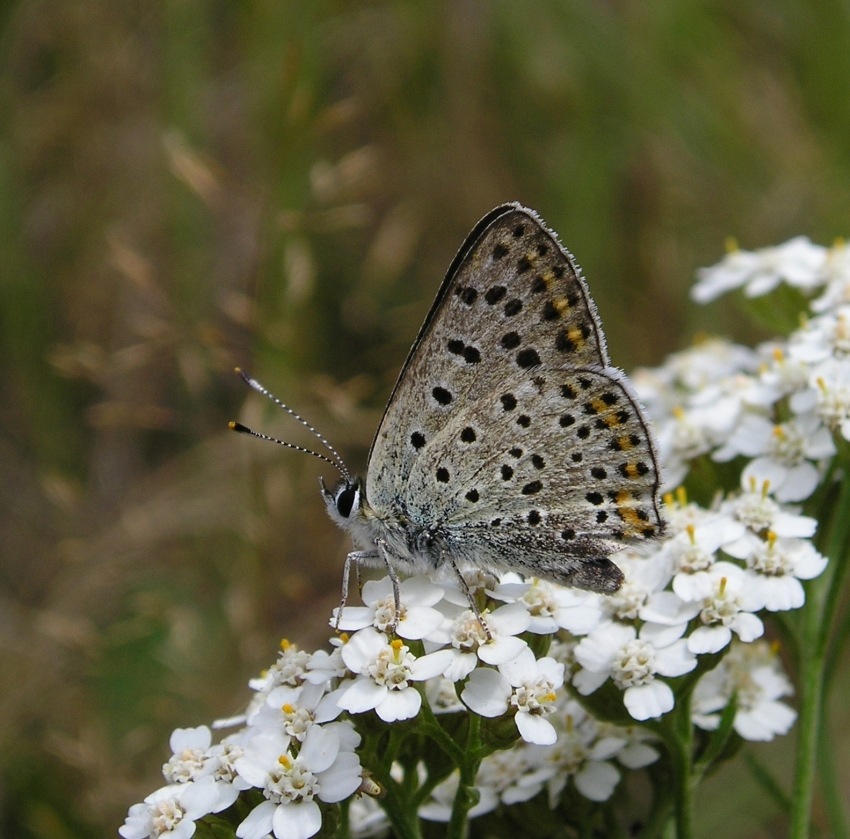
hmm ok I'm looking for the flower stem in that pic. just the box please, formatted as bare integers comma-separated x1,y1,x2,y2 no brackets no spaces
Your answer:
790,575,828,839
655,694,694,839
416,694,467,766
447,713,484,839
791,466,850,838
817,709,850,839
360,729,422,839
673,700,695,839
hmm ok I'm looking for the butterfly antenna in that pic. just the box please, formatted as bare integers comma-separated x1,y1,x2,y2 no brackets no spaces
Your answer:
230,367,351,480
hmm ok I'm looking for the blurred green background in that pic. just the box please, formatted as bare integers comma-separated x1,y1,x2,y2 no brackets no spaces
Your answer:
2,2,849,836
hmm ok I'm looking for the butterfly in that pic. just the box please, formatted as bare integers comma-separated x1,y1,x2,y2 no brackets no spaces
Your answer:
232,202,664,632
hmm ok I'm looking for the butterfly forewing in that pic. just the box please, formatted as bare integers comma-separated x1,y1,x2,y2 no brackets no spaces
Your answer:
369,207,607,491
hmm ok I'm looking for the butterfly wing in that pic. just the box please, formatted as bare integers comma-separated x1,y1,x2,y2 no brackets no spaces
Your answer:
365,203,663,588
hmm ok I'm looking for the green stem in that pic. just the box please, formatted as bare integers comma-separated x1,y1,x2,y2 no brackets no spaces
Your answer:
790,469,850,838
447,713,484,839
673,696,694,839
790,573,828,839
382,782,422,839
817,708,850,839
416,693,467,765
635,783,674,839
653,693,694,839
361,730,422,839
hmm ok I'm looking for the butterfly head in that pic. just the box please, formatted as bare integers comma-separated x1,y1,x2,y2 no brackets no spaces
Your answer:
320,475,365,531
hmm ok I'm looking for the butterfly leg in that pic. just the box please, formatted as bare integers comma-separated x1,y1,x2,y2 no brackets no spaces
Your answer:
447,558,492,641
334,549,379,631
354,558,365,600
374,538,405,634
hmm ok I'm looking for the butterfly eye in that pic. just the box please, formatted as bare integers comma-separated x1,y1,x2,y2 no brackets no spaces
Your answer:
335,484,358,519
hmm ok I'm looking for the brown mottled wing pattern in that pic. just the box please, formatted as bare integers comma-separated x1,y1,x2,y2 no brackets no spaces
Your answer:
365,203,663,587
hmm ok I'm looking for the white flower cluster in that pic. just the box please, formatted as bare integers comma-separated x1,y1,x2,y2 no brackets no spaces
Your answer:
120,554,811,838
121,575,667,839
120,639,364,839
691,236,845,303
418,695,660,821
670,234,850,493
581,234,845,729
567,502,821,725
334,575,663,825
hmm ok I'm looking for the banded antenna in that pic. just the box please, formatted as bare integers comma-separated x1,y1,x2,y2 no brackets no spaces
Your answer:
228,367,351,480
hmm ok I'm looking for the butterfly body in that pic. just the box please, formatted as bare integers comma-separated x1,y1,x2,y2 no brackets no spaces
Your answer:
321,202,664,598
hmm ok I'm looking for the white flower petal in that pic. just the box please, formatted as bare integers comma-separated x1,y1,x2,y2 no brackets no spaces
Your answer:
496,647,538,684
336,679,386,714
687,625,732,654
536,656,566,684
169,726,212,754
735,702,797,741
333,606,373,631
180,776,223,817
574,623,634,672
771,510,817,538
233,757,269,789
313,689,346,724
756,576,805,611
640,620,689,648
775,462,820,502
478,634,528,665
572,666,610,695
733,611,764,642
741,458,789,496
340,628,386,672
375,687,421,722
443,651,478,682
461,669,511,717
299,725,338,774
237,800,276,839
653,639,697,677
396,606,445,639
409,649,455,681
618,742,660,769
673,572,713,602
515,712,556,745
401,575,446,605
317,751,362,803
574,760,620,801
488,601,533,635
640,591,697,625
554,603,603,635
588,736,626,761
792,546,829,580
624,680,674,721
272,799,321,839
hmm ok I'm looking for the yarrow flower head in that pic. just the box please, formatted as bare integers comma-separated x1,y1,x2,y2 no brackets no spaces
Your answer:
120,779,226,839
531,700,659,804
573,621,697,721
683,563,764,654
337,627,453,722
234,723,362,839
333,576,445,639
426,599,532,681
692,236,828,302
692,640,797,741
462,647,565,745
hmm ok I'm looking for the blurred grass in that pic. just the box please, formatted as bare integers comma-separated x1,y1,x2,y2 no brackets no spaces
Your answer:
1,1,849,836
